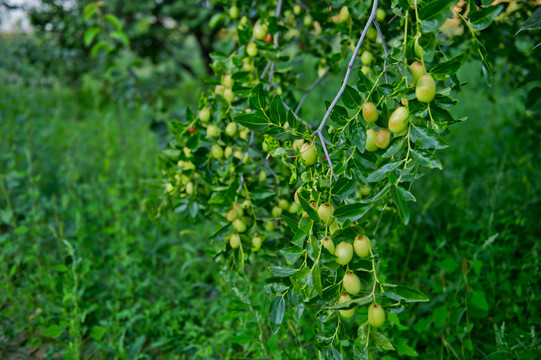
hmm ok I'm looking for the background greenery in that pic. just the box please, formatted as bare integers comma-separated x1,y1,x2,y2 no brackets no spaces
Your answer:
1,2,540,359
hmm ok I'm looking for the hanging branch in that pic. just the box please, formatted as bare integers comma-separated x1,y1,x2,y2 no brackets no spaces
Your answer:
374,20,405,82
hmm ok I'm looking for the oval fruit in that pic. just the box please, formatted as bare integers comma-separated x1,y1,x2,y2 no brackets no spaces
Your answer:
343,273,361,294
376,8,386,22
288,202,299,214
252,236,262,251
223,88,234,103
278,199,289,210
388,106,410,134
215,85,225,97
223,74,234,88
225,122,237,137
416,74,436,103
264,220,274,232
322,236,335,254
253,23,267,40
229,5,239,19
335,242,353,265
368,303,386,327
293,4,302,15
362,102,379,123
199,107,211,122
353,235,372,258
247,42,258,57
317,203,334,226
206,124,219,137
211,144,224,159
338,6,350,23
409,61,426,86
338,293,355,318
365,128,378,152
375,129,390,149
361,51,373,65
230,234,241,248
271,206,283,218
265,33,273,44
300,142,318,166
233,218,247,233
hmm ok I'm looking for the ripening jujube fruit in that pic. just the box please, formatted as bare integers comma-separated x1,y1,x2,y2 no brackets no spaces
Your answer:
233,218,247,233
304,15,313,27
226,209,237,222
278,199,289,210
300,142,318,166
186,182,195,195
416,74,436,103
223,88,234,103
251,236,262,251
211,144,224,160
361,65,370,75
225,122,237,137
414,36,423,59
229,5,239,19
224,146,233,159
253,23,267,40
388,106,410,134
215,84,225,97
368,303,386,327
264,220,274,232
199,107,210,122
409,61,426,86
247,42,258,57
233,203,244,217
376,8,386,21
361,51,373,65
375,129,391,149
362,102,379,123
353,235,372,258
272,206,283,218
207,124,219,137
265,33,273,44
293,4,302,15
292,139,304,151
239,128,250,140
317,203,334,225
258,170,266,183
188,126,195,134
230,234,241,248
365,128,378,152
343,273,361,294
288,202,299,214
223,74,234,88
338,293,355,318
322,236,335,254
338,6,350,23
335,242,353,265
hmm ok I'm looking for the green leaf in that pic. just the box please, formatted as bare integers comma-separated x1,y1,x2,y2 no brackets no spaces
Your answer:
396,338,419,356
287,109,297,128
280,247,304,264
230,331,256,344
269,266,298,277
90,326,107,341
269,296,286,333
249,84,266,110
83,3,97,21
391,185,410,225
326,347,343,360
470,5,503,31
43,325,63,339
298,194,320,223
235,111,269,132
334,203,372,222
419,0,455,21
110,30,130,47
367,161,403,182
382,138,405,158
410,126,448,149
348,122,366,154
84,27,101,47
332,177,356,198
518,7,541,33
370,331,395,350
383,283,430,302
411,149,442,169
342,86,363,109
471,291,489,311
357,70,372,92
397,186,416,202
270,95,287,125
104,14,122,30
429,53,466,80
312,263,322,297
91,41,108,56
326,295,372,310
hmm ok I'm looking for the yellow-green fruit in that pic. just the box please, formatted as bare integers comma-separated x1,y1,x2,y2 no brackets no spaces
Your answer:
239,128,250,140
388,106,410,134
366,128,378,152
253,23,267,40
376,8,386,22
414,36,423,59
223,73,234,88
300,142,318,166
416,74,436,103
229,5,239,19
375,129,391,149
353,235,372,258
409,61,426,86
322,236,335,254
304,15,313,27
292,139,304,151
252,236,262,251
230,234,241,248
242,58,254,72
215,85,225,97
199,107,211,122
367,27,377,40
226,210,237,222
258,170,267,183
272,206,283,218
279,199,289,210
335,242,353,265
224,88,234,103
247,42,258,57
361,65,370,75
329,218,340,234
233,203,244,217
360,185,371,198
211,144,224,159
343,273,361,294
225,122,237,137
293,4,302,15
288,202,299,214
361,51,373,65
362,102,379,123
338,293,355,318
368,303,386,327
264,220,274,232
233,218,247,233
317,203,334,226
224,146,233,158
207,124,219,137
186,182,195,195
338,6,350,23
239,16,249,25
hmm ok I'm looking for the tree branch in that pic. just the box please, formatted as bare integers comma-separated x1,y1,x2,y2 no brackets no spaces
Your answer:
374,20,405,81
295,66,330,114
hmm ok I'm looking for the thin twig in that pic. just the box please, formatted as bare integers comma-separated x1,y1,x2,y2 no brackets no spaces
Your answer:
238,131,256,192
374,20,405,80
295,66,330,114
313,0,379,136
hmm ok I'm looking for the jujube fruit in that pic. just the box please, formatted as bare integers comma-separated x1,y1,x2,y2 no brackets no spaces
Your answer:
230,234,241,248
300,142,318,166
353,235,372,258
338,294,355,318
388,106,410,134
317,203,334,225
335,242,353,265
368,303,386,327
322,236,335,254
343,273,361,294
365,128,378,152
375,129,390,149
362,102,379,123
416,73,436,103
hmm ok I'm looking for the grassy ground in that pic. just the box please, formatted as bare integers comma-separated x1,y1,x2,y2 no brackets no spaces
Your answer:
1,60,539,359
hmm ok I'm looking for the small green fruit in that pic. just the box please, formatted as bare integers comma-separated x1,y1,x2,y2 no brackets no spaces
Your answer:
409,61,426,86
230,234,241,248
215,85,225,97
368,303,386,327
272,206,283,218
361,51,373,65
343,273,361,294
322,236,335,254
361,65,370,75
223,74,234,88
335,242,353,265
362,102,379,123
229,5,239,19
416,74,436,103
353,235,372,258
264,220,274,232
293,4,302,15
304,15,313,27
225,122,237,137
338,293,355,318
233,203,244,217
211,144,224,159
223,88,234,103
252,236,262,251
365,128,378,152
247,42,258,57
278,199,289,210
376,8,386,22
233,218,247,233
199,107,211,122
317,203,334,226
288,202,300,214
338,6,350,23
207,125,220,137
300,142,318,166
375,129,390,149
388,106,410,134
253,23,267,40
